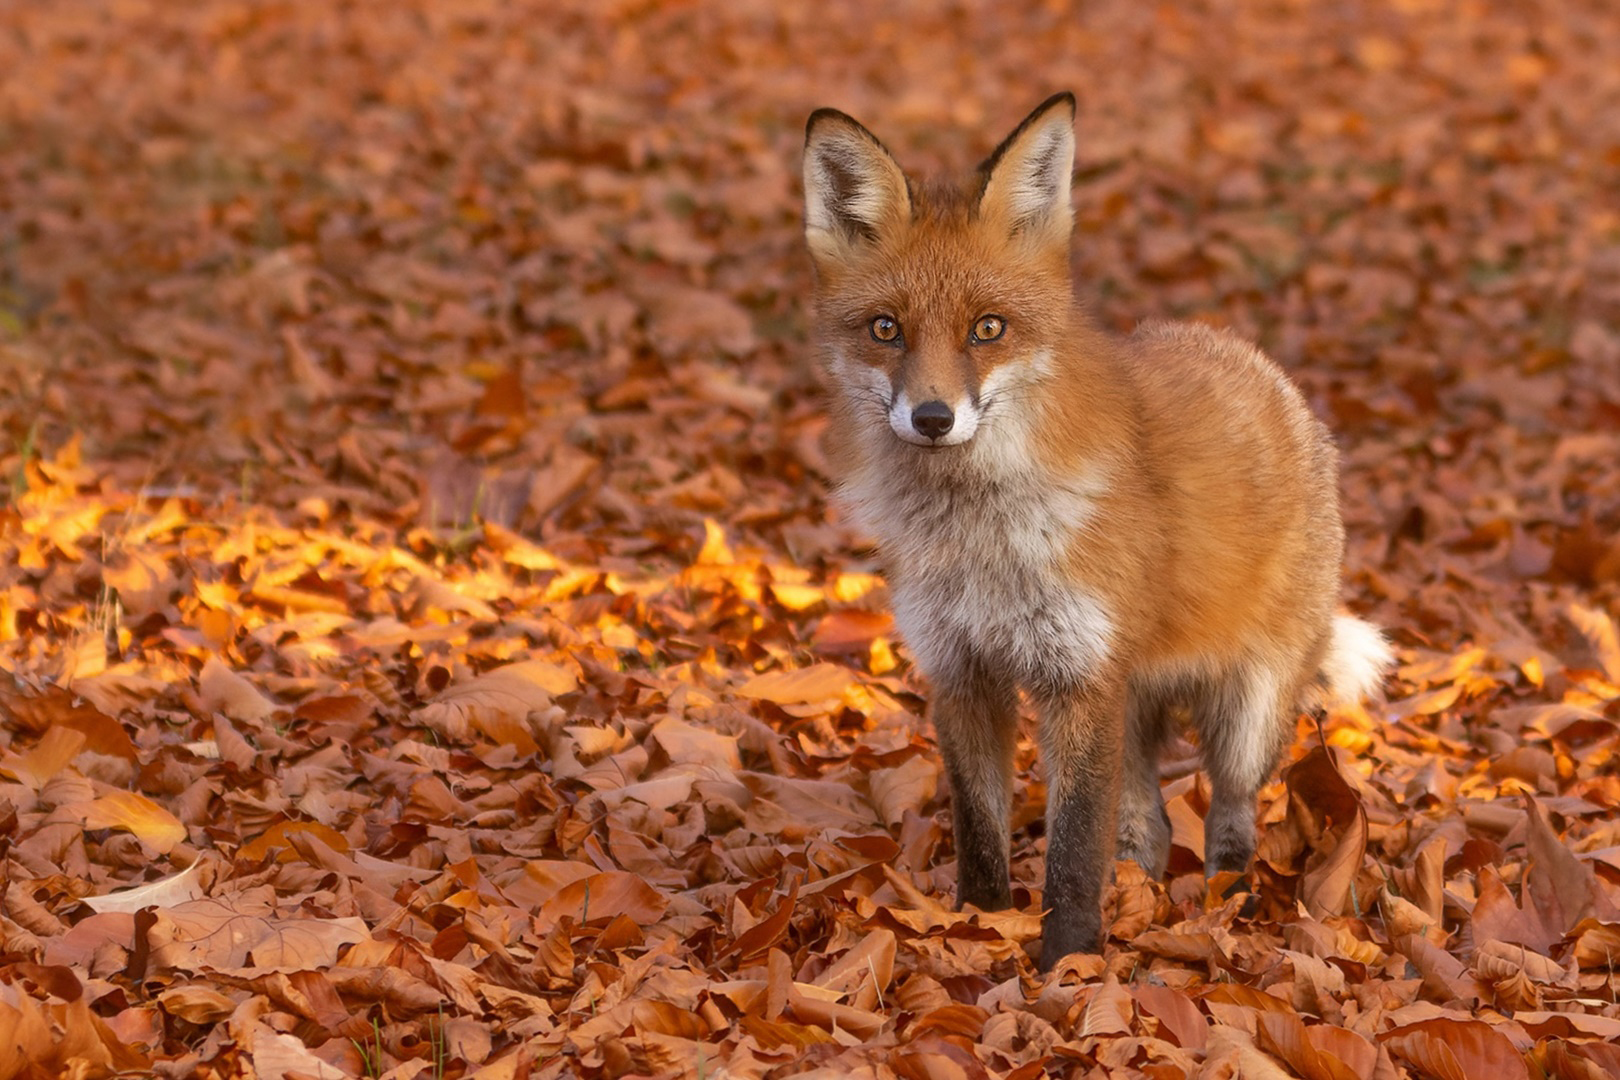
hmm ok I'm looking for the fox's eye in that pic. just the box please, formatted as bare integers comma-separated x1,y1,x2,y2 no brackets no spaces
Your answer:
970,315,1006,343
870,315,901,344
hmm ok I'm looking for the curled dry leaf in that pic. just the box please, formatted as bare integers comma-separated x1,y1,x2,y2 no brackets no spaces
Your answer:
0,992,134,1080
980,1008,1062,1066
198,657,278,725
813,927,896,1011
1283,747,1370,918
1535,1039,1620,1080
1393,933,1489,1004
1203,1025,1297,1080
1078,975,1134,1037
1570,920,1620,969
81,860,207,914
1524,796,1610,932
414,660,576,746
1133,983,1208,1051
647,716,741,770
1473,939,1572,987
3,726,85,789
1379,1018,1531,1080
238,820,351,864
867,755,940,830
1256,1010,1374,1080
158,984,239,1025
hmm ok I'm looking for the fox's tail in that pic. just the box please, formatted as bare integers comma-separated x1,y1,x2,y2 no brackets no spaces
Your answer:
1302,614,1393,711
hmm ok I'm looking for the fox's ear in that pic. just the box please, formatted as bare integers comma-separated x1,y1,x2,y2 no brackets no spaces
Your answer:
803,109,911,262
978,93,1075,245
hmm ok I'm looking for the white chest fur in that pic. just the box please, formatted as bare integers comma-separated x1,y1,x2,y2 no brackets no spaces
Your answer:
842,453,1115,691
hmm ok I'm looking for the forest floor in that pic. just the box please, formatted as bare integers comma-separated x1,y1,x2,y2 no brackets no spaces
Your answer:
3,1,1620,1077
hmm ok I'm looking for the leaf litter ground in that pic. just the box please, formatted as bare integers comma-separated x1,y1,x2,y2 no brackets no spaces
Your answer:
2,1,1620,1077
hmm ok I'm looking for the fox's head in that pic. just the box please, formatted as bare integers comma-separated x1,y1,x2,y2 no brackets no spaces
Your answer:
803,93,1077,450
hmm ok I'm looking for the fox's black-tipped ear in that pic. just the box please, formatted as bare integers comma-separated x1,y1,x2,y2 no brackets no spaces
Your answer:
803,108,911,263
978,93,1075,245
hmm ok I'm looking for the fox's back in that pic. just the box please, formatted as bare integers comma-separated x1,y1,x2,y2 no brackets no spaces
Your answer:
1110,320,1343,668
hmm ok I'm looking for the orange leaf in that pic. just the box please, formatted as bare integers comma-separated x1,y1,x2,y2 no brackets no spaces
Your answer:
1078,975,1133,1037
82,791,187,854
1379,1019,1529,1080
737,663,855,705
719,882,800,963
239,821,352,864
812,609,894,650
536,871,669,932
1134,983,1208,1050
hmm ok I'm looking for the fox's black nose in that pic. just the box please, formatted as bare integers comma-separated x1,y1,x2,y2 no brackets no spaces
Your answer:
911,400,954,439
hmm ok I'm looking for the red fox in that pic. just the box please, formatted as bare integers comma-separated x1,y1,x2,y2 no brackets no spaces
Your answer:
802,93,1391,967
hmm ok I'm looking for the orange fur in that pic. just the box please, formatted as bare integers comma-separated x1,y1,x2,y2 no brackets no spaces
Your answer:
803,94,1388,968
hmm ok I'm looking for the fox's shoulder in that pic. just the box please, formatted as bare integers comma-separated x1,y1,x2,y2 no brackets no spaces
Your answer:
1125,319,1276,378
1118,318,1332,457
1121,319,1300,404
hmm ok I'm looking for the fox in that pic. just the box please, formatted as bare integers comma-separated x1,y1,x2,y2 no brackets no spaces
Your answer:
801,92,1391,967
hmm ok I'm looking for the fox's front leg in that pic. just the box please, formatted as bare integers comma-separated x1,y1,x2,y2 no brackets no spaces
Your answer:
931,656,1020,911
1035,675,1126,967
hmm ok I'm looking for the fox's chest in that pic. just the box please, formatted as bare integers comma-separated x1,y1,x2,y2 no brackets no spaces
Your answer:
853,474,1114,689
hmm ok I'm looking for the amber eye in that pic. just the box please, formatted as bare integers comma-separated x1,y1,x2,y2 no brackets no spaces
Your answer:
870,315,901,343
971,315,1006,343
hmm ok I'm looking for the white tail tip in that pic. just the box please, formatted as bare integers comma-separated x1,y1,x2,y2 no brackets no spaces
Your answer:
1317,614,1393,707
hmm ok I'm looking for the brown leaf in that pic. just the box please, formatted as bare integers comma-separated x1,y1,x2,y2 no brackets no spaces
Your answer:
535,872,670,932
736,663,856,706
1078,975,1133,1037
719,882,800,964
414,660,576,743
1379,1019,1530,1080
1563,603,1620,682
648,716,741,770
158,985,238,1025
812,609,894,651
1393,933,1489,1004
1284,747,1370,918
1571,919,1620,969
198,657,278,725
1134,983,1208,1050
147,899,369,974
867,755,940,829
3,726,85,788
1525,796,1609,932
250,1022,348,1080
1257,1011,1370,1080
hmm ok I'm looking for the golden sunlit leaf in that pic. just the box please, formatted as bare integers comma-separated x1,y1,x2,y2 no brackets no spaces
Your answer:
737,663,855,705
82,791,187,854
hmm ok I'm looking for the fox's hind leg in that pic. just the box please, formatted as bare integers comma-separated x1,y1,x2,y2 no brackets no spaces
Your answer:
1116,680,1173,878
932,653,1020,911
1193,663,1297,875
